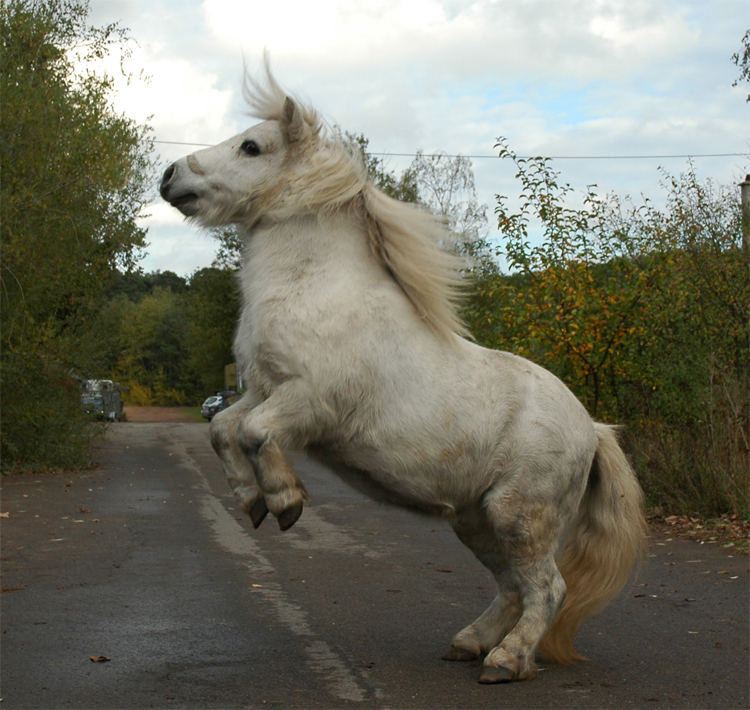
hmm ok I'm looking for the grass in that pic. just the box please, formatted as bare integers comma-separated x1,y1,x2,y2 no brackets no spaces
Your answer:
178,407,205,422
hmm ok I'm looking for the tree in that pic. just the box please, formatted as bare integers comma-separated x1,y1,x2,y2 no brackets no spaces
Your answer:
212,227,244,271
114,287,196,405
485,138,748,516
409,150,488,243
0,0,155,469
732,28,750,102
492,138,650,420
340,131,420,203
185,267,239,395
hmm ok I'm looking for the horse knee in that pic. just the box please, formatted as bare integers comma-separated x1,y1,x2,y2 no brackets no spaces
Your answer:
236,418,267,459
209,408,236,455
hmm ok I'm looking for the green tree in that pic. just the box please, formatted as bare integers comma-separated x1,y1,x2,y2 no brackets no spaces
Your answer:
612,170,748,515
485,138,748,516
185,267,239,395
341,131,420,203
115,288,196,405
211,227,244,271
492,138,652,419
0,0,154,470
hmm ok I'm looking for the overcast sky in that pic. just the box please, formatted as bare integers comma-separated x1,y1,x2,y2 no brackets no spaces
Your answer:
88,0,749,276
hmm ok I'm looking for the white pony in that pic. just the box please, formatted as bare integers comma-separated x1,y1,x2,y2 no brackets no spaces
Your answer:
160,62,646,684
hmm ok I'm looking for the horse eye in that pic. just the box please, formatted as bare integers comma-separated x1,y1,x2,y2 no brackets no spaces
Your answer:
240,139,260,156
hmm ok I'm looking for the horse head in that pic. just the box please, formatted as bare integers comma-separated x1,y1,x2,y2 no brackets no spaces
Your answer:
160,96,315,228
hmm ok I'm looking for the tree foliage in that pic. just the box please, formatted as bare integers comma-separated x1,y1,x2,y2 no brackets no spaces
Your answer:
471,139,749,517
91,269,239,406
0,0,155,470
184,268,239,396
732,28,750,101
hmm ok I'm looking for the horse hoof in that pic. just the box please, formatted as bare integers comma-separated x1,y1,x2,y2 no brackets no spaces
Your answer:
249,498,269,529
478,665,516,684
277,502,303,531
442,645,479,662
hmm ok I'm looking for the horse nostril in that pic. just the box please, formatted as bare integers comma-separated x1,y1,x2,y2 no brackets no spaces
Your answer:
160,163,176,197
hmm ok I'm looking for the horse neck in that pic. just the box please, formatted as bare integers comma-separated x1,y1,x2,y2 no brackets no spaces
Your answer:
242,209,374,280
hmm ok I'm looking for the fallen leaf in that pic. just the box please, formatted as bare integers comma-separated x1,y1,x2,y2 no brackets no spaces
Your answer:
89,655,111,663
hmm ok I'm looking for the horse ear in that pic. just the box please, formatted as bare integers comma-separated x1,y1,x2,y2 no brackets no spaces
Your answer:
283,96,306,143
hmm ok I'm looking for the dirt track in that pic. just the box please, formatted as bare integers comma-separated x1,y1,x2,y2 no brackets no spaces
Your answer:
122,406,201,422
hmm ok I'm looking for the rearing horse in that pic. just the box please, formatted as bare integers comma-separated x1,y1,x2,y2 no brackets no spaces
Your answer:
160,61,646,684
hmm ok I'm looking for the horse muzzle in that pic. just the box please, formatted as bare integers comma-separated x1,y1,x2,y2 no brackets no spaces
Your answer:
160,162,200,216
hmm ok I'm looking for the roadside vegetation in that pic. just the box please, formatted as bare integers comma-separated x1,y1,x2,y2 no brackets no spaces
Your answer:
1,0,154,470
465,145,748,519
1,0,747,523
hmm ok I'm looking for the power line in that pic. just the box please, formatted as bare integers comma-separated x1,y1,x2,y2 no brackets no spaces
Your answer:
375,152,748,161
153,140,747,161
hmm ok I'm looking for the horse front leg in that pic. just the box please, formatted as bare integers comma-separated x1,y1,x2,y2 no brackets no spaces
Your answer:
234,380,326,531
210,395,269,528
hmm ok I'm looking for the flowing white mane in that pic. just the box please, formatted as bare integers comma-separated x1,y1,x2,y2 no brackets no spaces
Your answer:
243,59,470,341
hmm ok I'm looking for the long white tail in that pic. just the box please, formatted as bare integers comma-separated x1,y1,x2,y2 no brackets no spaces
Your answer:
539,423,647,663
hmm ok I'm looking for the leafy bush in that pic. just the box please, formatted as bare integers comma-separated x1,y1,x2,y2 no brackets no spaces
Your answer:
0,353,100,472
0,0,153,472
465,140,749,517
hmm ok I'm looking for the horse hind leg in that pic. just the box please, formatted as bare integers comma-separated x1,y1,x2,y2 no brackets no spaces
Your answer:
444,510,523,662
478,495,570,682
443,574,521,662
479,555,566,683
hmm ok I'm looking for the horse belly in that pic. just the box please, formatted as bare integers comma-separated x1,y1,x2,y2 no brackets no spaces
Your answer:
307,444,474,515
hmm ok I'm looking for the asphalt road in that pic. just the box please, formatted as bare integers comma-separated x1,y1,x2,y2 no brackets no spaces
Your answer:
1,423,747,709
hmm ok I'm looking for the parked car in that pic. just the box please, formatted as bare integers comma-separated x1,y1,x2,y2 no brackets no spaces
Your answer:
200,395,223,420
201,391,240,421
81,379,123,421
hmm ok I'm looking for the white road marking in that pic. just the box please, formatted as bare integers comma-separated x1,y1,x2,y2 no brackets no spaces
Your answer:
170,435,368,703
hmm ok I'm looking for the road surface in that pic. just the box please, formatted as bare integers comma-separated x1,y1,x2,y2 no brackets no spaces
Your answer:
1,423,747,709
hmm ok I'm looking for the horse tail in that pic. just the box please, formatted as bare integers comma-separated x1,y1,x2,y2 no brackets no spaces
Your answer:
539,422,647,664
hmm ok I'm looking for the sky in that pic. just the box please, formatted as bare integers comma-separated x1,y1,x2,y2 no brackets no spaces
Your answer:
87,0,749,276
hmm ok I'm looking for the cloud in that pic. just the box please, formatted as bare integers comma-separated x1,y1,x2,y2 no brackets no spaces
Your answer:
91,45,235,146
137,215,219,275
83,0,748,275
